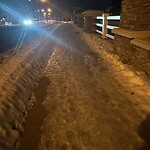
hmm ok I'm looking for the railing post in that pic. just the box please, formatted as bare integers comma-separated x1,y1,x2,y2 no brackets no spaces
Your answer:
102,13,109,39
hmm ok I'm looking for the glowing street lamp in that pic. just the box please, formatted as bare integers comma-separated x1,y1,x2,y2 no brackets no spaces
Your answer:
40,0,47,3
47,8,51,13
41,9,44,12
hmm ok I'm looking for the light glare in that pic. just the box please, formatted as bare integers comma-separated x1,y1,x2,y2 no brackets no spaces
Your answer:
23,19,33,25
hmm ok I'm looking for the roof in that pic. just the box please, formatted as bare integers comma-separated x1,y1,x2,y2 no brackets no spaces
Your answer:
82,10,103,16
76,13,83,17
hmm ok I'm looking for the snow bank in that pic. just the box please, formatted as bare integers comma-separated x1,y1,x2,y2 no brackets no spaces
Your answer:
75,25,150,111
0,37,54,150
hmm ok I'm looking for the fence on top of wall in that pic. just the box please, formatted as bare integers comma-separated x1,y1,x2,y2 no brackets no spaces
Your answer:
94,13,120,40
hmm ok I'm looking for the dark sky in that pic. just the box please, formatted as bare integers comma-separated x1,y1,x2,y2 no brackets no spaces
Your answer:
49,0,121,15
50,0,121,14
0,0,121,18
51,0,112,10
0,0,121,11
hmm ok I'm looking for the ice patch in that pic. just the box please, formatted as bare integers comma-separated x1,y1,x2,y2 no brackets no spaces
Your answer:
129,77,144,86
122,70,135,77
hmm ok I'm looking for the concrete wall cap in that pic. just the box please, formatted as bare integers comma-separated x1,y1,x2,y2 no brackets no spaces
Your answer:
113,28,150,39
131,38,150,51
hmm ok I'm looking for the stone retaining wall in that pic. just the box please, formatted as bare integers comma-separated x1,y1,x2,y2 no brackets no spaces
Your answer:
120,0,150,31
131,45,150,77
114,0,150,77
114,34,150,77
114,35,133,63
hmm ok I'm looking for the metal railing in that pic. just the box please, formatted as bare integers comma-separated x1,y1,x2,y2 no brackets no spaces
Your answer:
94,13,120,40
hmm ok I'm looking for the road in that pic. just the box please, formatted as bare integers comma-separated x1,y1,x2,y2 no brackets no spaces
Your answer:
0,23,57,65
0,23,51,56
0,23,150,150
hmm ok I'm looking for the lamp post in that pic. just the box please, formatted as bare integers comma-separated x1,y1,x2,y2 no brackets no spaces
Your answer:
35,0,47,21
43,12,46,22
38,0,52,22
28,0,49,22
35,0,40,21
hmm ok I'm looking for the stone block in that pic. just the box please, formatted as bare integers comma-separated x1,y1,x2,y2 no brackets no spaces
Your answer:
131,46,150,77
114,35,134,63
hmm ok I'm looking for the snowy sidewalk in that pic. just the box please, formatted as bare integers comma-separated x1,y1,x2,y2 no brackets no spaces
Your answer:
19,23,150,150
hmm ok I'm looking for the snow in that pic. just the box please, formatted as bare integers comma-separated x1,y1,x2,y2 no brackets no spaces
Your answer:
0,26,57,150
75,25,150,110
0,23,150,150
20,24,150,150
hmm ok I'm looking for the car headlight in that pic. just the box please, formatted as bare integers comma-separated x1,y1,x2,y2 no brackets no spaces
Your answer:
23,19,33,25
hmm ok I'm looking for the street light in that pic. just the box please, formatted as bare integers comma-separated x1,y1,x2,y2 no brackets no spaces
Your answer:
40,0,47,3
41,9,44,12
48,8,51,13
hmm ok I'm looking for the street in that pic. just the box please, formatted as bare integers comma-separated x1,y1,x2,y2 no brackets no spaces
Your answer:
0,23,150,150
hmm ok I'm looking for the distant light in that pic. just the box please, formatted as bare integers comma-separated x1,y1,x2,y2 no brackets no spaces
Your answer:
28,20,32,24
23,19,33,25
23,20,28,25
5,22,12,26
48,8,51,12
40,0,47,3
41,9,44,12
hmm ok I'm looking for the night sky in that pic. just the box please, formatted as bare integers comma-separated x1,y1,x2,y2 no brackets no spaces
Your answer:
49,0,121,14
0,0,121,18
51,0,112,10
1,0,120,11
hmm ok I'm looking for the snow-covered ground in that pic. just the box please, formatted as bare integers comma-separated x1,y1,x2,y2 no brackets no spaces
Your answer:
0,23,150,150
0,24,60,149
77,25,150,111
20,24,150,150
